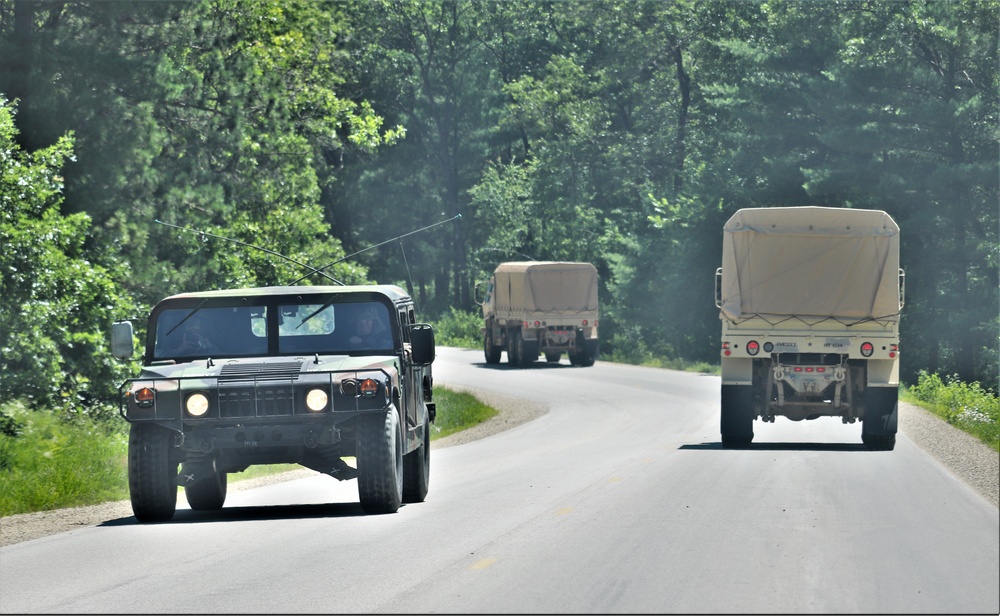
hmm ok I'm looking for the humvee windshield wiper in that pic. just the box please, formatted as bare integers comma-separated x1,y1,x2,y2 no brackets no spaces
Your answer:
163,299,209,337
296,296,337,329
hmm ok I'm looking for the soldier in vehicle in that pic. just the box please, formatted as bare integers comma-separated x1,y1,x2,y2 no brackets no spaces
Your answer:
347,304,393,349
175,313,218,355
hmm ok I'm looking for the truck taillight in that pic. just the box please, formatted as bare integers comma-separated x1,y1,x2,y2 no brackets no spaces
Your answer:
746,340,760,356
860,342,874,357
889,344,898,358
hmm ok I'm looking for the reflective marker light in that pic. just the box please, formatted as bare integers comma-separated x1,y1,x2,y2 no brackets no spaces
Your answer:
860,342,875,357
359,378,380,398
746,340,760,356
186,393,210,417
134,387,155,408
305,388,329,412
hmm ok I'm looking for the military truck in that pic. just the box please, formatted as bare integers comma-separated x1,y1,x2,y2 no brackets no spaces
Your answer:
110,285,436,522
478,261,599,367
715,207,903,450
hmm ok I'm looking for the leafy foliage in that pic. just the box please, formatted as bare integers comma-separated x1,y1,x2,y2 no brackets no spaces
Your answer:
905,370,1000,452
0,97,136,418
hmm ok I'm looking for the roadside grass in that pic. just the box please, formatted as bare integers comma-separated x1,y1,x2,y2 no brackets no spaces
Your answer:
0,385,497,517
902,370,999,452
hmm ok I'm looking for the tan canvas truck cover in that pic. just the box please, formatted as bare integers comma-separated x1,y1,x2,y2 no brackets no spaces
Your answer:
719,207,900,322
493,261,599,317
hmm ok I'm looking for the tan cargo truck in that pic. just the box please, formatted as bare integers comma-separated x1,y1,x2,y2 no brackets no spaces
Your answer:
478,261,600,367
715,207,904,450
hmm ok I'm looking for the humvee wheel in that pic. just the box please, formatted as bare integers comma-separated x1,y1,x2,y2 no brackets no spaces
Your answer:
402,413,430,503
357,407,403,514
128,423,178,523
184,471,228,511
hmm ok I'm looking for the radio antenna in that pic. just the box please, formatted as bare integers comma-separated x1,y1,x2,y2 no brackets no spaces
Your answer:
285,214,462,286
155,220,345,285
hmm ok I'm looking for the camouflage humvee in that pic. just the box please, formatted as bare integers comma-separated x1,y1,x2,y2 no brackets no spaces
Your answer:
110,285,435,523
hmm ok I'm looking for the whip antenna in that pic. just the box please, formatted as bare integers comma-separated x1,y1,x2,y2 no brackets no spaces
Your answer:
285,214,462,286
155,220,345,285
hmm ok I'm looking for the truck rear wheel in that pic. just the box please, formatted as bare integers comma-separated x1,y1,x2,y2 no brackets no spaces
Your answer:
484,330,502,364
184,471,228,511
862,387,898,451
357,407,403,513
403,413,430,503
506,330,520,366
128,423,178,523
514,331,537,367
545,352,561,363
720,385,755,448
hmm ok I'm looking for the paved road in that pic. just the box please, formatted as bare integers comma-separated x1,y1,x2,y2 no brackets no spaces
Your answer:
1,347,997,614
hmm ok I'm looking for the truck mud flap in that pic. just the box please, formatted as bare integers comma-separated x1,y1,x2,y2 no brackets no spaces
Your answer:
721,384,754,448
861,387,898,451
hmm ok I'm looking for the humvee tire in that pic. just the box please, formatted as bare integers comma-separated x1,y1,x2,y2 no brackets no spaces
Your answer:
357,407,403,513
184,471,228,511
128,423,178,523
402,414,430,503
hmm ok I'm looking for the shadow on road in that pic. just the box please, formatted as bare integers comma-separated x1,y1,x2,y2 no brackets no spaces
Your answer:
473,360,579,370
98,501,380,527
681,442,871,452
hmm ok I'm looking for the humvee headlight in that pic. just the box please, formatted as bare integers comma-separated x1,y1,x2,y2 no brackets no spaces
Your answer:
359,378,381,398
305,388,329,412
134,387,155,408
186,393,210,417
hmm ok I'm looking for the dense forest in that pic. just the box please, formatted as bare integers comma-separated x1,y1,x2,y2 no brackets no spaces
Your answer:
1,0,997,421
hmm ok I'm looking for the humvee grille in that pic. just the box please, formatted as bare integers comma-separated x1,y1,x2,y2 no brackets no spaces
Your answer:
218,362,303,418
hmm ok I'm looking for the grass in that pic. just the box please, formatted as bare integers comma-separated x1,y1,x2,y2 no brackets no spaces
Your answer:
0,385,497,517
902,370,999,452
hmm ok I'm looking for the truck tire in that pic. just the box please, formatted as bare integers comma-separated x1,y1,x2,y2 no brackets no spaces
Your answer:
569,333,596,367
128,423,178,523
720,385,755,448
402,413,430,503
506,330,520,366
514,331,536,367
184,471,228,511
484,330,502,364
357,407,403,513
545,352,561,363
862,387,898,451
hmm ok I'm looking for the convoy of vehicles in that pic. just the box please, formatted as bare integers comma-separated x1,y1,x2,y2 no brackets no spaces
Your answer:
108,207,904,522
715,206,904,450
477,261,600,367
111,285,436,522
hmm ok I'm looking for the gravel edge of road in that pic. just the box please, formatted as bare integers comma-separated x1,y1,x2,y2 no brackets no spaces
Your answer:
1,391,995,548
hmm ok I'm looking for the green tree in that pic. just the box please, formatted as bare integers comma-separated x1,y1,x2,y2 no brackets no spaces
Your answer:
0,96,136,417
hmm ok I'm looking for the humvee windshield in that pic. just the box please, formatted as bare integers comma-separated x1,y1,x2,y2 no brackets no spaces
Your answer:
152,301,394,360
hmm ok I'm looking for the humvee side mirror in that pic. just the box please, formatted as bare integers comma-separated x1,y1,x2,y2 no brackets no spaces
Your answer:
111,320,135,359
409,323,435,365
